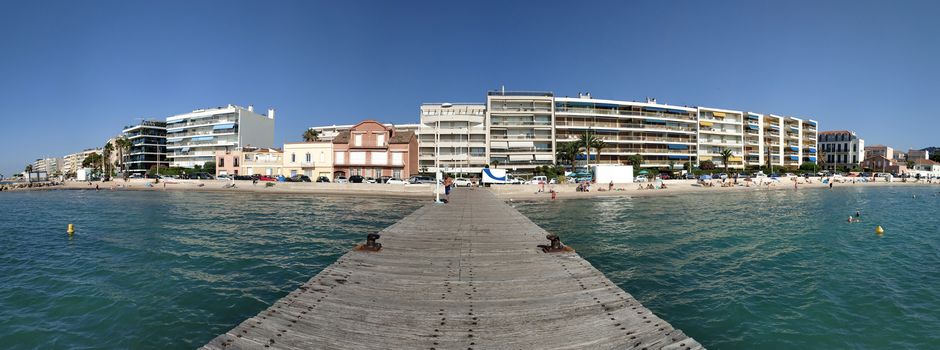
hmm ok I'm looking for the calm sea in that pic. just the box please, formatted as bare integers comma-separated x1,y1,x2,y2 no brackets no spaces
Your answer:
0,190,423,349
2,187,938,349
515,185,940,349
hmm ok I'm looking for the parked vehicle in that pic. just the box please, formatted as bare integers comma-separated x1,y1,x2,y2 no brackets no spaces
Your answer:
716,173,729,180
529,176,547,185
129,173,143,179
316,176,330,183
335,176,348,183
145,174,163,179
289,175,311,182
386,178,407,185
784,173,796,178
635,175,648,182
216,174,231,180
408,176,434,184
482,168,510,184
258,175,276,181
365,177,377,184
349,175,364,183
684,173,696,180
234,175,254,180
454,178,473,187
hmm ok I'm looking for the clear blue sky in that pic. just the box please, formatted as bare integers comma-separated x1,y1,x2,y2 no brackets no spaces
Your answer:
1,0,938,176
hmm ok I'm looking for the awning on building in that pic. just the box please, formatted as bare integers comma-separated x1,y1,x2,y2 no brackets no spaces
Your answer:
644,106,690,115
712,112,726,117
789,155,799,161
180,147,190,152
808,147,817,153
191,136,214,141
508,141,534,148
490,141,508,149
534,154,554,161
729,156,743,162
213,123,236,130
789,146,799,151
770,125,780,129
509,154,533,161
644,119,667,124
668,155,690,160
808,156,817,161
667,144,689,150
747,114,760,119
700,121,714,127
748,125,759,130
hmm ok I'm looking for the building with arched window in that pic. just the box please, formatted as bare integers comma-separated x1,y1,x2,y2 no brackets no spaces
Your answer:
283,142,333,180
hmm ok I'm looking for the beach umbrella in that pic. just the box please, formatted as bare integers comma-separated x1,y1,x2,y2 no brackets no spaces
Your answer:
638,170,649,174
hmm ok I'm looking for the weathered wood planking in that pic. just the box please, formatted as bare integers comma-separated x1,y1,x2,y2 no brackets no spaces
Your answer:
202,188,704,350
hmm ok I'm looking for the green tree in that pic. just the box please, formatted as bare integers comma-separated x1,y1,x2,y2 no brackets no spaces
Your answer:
24,164,33,173
719,149,734,174
114,137,132,178
82,153,103,174
556,141,581,165
302,129,321,142
103,141,114,180
578,132,600,167
700,160,716,171
203,161,216,175
490,160,500,168
931,153,940,163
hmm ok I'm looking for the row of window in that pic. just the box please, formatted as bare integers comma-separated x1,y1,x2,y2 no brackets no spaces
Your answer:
821,142,858,152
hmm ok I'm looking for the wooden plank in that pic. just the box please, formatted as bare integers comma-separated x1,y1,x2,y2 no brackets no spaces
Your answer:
202,188,704,350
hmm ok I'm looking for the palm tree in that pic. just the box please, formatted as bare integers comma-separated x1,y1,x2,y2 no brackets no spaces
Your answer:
103,141,114,180
302,129,321,142
628,154,643,169
114,137,132,178
556,141,580,165
490,160,500,169
719,149,734,174
578,131,605,166
24,164,33,173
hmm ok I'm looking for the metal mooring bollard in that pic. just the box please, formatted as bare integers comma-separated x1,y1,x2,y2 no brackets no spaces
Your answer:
539,233,572,253
357,233,383,252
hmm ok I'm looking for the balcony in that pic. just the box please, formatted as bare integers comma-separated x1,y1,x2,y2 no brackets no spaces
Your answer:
166,117,237,130
554,107,697,121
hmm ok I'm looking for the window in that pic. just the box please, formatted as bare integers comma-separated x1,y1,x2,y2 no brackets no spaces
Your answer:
291,153,295,162
393,169,401,179
376,134,385,146
335,152,345,164
370,151,387,165
354,134,363,146
349,151,366,164
853,144,857,152
392,152,404,165
219,157,225,167
234,157,239,167
306,153,311,163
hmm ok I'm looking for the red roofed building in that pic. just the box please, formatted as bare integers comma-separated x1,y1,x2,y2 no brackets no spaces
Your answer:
332,120,418,180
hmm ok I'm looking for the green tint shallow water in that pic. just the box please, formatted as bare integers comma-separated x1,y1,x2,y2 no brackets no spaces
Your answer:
514,186,940,349
0,190,423,349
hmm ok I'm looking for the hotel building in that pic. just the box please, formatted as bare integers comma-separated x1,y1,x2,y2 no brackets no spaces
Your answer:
62,149,101,175
485,90,555,172
818,130,864,171
418,103,487,173
166,104,274,168
122,120,168,174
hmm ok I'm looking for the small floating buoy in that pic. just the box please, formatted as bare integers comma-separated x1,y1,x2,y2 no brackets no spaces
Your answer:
67,224,74,235
875,226,884,235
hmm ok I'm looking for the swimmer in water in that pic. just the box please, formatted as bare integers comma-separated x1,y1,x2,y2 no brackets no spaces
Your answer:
855,210,861,217
847,216,854,223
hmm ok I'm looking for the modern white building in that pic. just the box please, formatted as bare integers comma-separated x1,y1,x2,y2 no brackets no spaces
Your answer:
32,157,63,175
418,103,487,173
818,130,864,171
122,120,168,174
486,90,555,172
165,104,274,168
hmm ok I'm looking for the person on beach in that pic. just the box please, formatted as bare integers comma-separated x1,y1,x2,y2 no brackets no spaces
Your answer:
608,181,614,191
443,175,453,201
95,184,99,191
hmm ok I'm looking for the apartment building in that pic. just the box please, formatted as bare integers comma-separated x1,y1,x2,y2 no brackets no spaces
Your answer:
865,145,894,160
32,157,63,175
486,90,555,172
332,120,418,179
818,130,864,171
907,148,929,161
63,149,101,175
418,103,487,173
554,95,697,169
122,120,168,174
166,104,274,168
698,107,744,169
283,142,333,179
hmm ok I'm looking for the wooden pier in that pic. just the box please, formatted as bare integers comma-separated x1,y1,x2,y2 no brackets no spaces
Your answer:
202,188,703,350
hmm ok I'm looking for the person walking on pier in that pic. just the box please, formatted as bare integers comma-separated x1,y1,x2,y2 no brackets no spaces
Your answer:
443,175,453,202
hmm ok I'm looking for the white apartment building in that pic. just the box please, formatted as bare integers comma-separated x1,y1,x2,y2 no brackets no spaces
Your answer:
32,157,63,175
165,104,274,168
418,103,487,173
486,90,555,172
818,130,864,171
698,107,745,169
63,149,101,175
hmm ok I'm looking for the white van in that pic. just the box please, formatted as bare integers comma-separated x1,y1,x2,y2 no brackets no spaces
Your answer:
530,176,547,185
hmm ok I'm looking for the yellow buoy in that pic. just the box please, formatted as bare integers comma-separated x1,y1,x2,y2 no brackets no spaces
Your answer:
67,224,74,235
875,226,884,235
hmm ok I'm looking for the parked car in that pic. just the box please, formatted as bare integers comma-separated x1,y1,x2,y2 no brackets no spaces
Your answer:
364,177,377,184
234,175,254,180
408,176,434,184
658,173,671,180
335,176,348,183
784,173,796,178
257,175,276,181
316,176,330,183
386,178,408,185
529,176,547,185
216,174,231,180
145,174,163,179
289,175,311,182
349,175,364,183
129,173,143,179
716,173,729,180
684,173,697,180
454,178,473,187
635,175,648,182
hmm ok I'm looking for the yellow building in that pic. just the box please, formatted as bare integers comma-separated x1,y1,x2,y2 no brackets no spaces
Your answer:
283,142,333,180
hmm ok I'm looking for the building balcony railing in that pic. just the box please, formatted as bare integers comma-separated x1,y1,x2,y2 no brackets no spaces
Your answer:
490,135,552,140
554,107,697,121
166,117,238,130
490,121,553,126
166,129,238,139
556,121,696,133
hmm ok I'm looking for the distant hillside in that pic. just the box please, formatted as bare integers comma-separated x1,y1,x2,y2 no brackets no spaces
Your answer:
921,146,939,153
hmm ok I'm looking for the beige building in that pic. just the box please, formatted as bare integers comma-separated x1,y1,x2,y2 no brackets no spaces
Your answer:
283,142,334,180
215,147,283,177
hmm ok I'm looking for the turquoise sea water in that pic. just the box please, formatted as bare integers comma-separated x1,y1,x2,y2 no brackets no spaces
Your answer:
515,186,940,349
0,190,423,349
